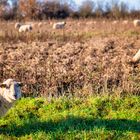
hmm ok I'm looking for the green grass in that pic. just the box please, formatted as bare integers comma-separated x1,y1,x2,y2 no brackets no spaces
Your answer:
0,96,139,140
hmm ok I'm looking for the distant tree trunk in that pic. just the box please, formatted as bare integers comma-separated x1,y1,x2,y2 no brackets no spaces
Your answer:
18,0,39,20
0,0,9,19
79,0,94,18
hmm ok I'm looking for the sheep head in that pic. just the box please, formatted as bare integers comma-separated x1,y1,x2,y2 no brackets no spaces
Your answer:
15,23,23,30
0,79,23,103
132,49,140,63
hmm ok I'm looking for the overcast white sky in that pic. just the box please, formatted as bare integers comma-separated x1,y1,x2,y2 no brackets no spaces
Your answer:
74,0,140,10
8,0,140,10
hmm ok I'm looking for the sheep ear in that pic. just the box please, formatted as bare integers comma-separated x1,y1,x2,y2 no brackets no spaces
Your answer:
18,82,23,87
0,83,7,88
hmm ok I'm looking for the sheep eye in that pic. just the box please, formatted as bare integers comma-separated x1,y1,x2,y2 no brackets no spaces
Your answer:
0,84,8,88
5,86,9,89
17,82,23,87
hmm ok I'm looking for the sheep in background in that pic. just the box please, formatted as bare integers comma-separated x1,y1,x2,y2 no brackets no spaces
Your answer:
123,20,128,25
112,20,118,24
93,21,97,24
53,21,66,29
15,22,22,29
15,22,33,32
102,20,106,24
0,79,22,117
38,22,43,27
19,24,33,33
132,49,140,63
133,19,140,27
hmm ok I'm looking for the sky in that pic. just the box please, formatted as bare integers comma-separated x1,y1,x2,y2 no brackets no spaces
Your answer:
74,0,140,10
8,0,140,11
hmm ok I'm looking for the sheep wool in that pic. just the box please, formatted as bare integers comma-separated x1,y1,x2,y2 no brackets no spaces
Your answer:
132,49,140,63
19,24,33,32
133,19,140,27
0,79,22,117
53,21,66,29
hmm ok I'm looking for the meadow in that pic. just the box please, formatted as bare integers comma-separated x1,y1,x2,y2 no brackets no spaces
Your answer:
0,19,140,139
0,96,139,140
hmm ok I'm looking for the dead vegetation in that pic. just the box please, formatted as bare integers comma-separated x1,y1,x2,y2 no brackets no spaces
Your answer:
0,19,140,97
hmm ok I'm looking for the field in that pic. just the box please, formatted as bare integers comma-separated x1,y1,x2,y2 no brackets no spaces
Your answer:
0,96,140,140
0,19,140,96
0,19,140,139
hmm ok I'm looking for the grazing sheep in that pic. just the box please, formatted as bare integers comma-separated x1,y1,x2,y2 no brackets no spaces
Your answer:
93,21,97,24
86,21,93,25
112,20,118,24
19,24,33,33
133,19,140,27
53,21,66,29
15,22,33,32
15,22,22,29
132,49,140,63
0,79,22,117
38,22,43,27
123,20,128,25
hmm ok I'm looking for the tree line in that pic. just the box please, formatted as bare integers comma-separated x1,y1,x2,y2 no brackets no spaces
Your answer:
0,0,140,20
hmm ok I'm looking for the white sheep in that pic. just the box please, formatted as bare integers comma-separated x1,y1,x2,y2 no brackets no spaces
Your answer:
19,24,33,33
133,19,140,27
53,21,66,29
38,22,43,27
15,23,33,32
93,21,97,24
15,22,22,29
123,20,128,25
112,20,118,24
132,49,140,63
0,79,22,117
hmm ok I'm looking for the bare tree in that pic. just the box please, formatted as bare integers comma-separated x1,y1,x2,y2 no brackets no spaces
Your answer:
18,0,39,20
0,0,9,19
41,0,70,19
119,2,128,18
104,2,112,18
111,0,120,19
79,0,94,18
95,1,104,17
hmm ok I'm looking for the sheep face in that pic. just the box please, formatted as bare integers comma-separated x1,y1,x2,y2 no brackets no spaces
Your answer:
63,21,66,25
15,23,21,29
0,79,22,103
29,25,32,31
